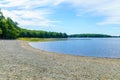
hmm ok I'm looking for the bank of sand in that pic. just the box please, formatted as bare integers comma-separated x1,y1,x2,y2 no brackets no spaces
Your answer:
0,40,120,80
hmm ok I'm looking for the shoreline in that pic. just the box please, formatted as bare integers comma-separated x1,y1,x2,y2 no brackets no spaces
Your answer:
27,41,120,59
0,40,120,79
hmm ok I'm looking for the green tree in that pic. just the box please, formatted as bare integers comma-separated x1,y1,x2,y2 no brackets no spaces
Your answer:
0,9,68,39
0,10,20,39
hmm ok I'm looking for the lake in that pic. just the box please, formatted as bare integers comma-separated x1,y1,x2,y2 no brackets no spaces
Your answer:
29,38,120,58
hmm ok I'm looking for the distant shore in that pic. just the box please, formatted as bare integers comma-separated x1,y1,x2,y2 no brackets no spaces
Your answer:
0,40,120,80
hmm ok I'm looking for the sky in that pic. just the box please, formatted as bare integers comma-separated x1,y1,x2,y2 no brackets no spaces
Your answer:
0,0,120,35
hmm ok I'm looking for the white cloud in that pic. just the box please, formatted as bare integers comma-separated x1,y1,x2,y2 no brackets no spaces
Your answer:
0,0,58,28
53,0,120,25
0,0,120,28
2,9,56,28
94,0,120,25
66,0,120,25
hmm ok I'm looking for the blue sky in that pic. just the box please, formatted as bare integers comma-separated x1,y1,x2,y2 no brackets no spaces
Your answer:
0,0,120,35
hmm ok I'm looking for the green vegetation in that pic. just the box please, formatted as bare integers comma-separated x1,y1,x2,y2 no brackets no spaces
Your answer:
19,29,67,38
18,38,68,42
0,10,20,39
1,10,119,40
69,34,112,38
0,10,68,39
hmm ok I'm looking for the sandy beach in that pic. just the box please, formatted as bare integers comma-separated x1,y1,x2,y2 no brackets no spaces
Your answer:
0,40,120,80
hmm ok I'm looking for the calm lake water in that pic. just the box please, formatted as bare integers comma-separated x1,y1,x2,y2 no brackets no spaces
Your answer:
29,38,120,58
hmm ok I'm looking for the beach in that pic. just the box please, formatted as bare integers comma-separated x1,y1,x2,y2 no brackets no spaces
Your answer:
0,40,120,80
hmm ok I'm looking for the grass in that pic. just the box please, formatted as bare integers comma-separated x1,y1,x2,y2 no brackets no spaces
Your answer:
18,37,68,42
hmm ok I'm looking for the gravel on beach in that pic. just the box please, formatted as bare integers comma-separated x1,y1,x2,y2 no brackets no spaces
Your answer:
0,40,120,80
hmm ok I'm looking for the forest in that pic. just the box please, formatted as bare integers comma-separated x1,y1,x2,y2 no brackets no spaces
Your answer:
69,34,112,38
0,10,68,39
19,29,68,38
0,10,118,39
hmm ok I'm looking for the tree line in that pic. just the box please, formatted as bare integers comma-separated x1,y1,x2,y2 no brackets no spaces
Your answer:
69,34,112,38
0,10,68,39
19,29,67,38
